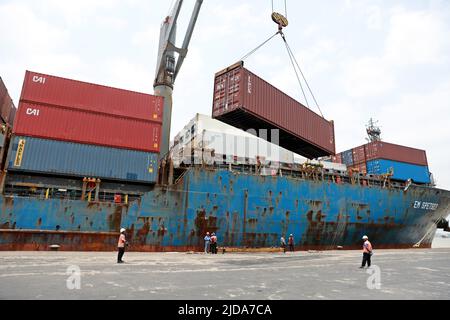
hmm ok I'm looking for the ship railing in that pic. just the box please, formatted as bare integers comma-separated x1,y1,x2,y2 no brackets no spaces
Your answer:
3,183,144,203
179,160,410,191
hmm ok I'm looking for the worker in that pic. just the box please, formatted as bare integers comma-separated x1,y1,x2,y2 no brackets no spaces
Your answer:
210,233,218,254
280,236,286,253
117,228,128,263
204,232,211,254
360,235,373,268
288,234,295,252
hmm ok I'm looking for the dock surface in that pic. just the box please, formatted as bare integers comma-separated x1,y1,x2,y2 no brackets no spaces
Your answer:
1,246,450,300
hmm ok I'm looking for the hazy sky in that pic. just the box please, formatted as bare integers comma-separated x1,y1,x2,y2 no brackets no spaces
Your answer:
1,0,449,189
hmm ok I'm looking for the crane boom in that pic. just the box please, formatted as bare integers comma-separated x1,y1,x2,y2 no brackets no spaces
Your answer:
154,0,203,160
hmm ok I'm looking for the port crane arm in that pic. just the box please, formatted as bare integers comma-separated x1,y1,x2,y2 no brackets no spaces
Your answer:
154,0,203,160
174,0,203,80
154,0,203,87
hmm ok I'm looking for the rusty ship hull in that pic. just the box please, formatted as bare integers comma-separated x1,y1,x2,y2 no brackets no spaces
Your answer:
1,168,450,251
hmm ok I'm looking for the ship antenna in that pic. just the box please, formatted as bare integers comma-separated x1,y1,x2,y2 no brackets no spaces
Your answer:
366,118,382,143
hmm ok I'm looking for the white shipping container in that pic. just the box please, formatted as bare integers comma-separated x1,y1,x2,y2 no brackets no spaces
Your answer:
173,114,295,164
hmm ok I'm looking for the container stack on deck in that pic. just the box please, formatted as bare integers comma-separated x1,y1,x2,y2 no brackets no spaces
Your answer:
335,141,430,184
212,62,335,159
6,71,163,189
172,113,300,168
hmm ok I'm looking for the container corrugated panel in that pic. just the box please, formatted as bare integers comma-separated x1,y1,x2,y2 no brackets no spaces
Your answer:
366,159,430,184
352,145,366,164
364,141,427,166
8,105,16,126
7,136,158,183
0,77,14,125
13,102,161,152
21,71,163,122
331,153,342,164
212,62,335,159
341,149,353,166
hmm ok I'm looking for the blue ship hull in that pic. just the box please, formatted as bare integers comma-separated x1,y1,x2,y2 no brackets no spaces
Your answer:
1,168,450,251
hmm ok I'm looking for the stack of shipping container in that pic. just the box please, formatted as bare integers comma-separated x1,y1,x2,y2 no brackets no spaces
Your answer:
335,141,430,184
0,77,16,172
7,71,163,184
172,113,299,168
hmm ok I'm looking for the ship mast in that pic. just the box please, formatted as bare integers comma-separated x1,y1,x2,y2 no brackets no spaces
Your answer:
366,118,382,142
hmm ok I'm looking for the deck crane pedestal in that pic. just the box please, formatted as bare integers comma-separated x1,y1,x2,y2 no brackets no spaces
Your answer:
154,0,203,161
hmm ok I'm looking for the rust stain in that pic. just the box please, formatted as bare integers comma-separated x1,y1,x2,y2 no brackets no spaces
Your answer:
108,206,123,232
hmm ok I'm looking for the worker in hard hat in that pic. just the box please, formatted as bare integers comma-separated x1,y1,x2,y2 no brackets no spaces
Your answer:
288,234,295,252
359,235,373,268
117,228,128,263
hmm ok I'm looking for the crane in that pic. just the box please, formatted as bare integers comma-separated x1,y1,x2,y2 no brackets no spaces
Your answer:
154,0,203,160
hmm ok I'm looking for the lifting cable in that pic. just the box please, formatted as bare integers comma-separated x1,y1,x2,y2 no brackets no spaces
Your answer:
240,0,324,118
272,0,288,18
240,32,280,61
281,34,324,118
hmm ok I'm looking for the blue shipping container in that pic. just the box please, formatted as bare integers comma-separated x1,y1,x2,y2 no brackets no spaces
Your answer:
366,159,430,184
342,149,353,166
7,136,158,183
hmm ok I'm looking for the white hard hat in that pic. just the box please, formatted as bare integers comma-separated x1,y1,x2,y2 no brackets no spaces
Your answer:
120,228,126,233
362,235,368,240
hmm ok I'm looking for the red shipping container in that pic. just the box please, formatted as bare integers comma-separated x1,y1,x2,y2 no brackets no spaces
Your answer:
352,145,366,164
20,71,163,123
364,141,427,166
212,62,335,159
332,153,342,164
0,77,15,125
13,102,161,153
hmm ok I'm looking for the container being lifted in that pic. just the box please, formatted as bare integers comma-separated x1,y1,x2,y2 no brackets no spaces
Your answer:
212,61,335,159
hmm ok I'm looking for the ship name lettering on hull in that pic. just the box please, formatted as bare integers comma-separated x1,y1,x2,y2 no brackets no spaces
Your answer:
413,201,438,211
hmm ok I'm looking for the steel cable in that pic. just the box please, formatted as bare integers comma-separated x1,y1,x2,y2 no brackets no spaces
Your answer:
282,35,324,118
240,32,280,61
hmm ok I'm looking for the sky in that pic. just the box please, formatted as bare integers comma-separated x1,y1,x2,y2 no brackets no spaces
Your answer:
1,0,449,189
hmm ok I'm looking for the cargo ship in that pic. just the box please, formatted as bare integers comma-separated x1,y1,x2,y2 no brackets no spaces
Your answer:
1,3,449,252
1,65,449,252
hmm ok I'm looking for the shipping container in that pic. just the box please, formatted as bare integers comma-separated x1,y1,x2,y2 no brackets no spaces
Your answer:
212,62,335,159
21,71,163,122
352,145,366,164
13,102,161,153
172,114,297,165
7,136,158,183
330,153,342,164
364,141,427,166
0,77,15,125
366,159,430,184
341,149,353,166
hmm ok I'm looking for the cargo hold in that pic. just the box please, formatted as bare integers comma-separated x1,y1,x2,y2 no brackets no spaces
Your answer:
212,62,335,159
13,102,161,153
20,71,163,122
7,136,159,183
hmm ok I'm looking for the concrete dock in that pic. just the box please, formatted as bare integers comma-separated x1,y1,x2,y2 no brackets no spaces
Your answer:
1,246,449,300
